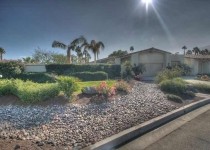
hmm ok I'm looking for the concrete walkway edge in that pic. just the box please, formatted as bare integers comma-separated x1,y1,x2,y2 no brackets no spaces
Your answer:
83,98,210,150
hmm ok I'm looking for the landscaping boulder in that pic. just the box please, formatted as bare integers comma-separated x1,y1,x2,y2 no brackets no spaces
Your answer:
81,87,98,95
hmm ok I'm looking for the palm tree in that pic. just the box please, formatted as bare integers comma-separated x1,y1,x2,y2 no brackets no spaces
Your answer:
22,57,36,64
130,46,134,52
52,36,86,64
182,46,187,55
84,40,105,64
0,47,6,61
192,47,200,55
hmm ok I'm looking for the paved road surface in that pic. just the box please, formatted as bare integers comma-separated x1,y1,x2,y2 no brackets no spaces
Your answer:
118,109,210,150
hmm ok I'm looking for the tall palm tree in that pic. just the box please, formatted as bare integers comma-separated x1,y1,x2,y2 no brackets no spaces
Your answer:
130,46,134,52
182,46,187,55
0,47,6,61
52,36,86,64
84,40,105,64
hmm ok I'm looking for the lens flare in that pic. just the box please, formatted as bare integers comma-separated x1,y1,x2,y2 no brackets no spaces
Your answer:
142,0,152,4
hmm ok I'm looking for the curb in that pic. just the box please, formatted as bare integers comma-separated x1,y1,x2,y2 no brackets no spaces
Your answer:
83,97,210,150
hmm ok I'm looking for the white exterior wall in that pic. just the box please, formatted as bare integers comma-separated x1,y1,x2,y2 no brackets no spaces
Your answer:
184,58,199,75
25,65,46,73
131,53,139,65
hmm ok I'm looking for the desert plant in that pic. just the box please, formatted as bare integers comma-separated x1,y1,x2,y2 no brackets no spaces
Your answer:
56,76,79,98
160,78,187,95
96,81,116,98
156,68,182,83
115,80,130,94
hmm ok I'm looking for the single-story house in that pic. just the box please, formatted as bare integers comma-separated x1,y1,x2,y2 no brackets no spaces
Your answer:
97,47,210,76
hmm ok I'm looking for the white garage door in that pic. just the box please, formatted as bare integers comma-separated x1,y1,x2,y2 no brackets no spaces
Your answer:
143,63,163,76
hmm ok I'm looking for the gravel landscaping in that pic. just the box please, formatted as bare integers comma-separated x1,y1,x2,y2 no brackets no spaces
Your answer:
0,82,178,149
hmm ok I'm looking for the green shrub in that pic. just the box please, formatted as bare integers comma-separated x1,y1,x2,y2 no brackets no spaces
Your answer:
69,71,108,81
0,79,60,103
57,76,79,98
115,80,130,94
160,78,187,95
14,80,59,103
0,79,16,96
156,68,182,84
15,73,56,83
46,64,121,79
192,84,210,94
167,94,183,103
0,61,24,78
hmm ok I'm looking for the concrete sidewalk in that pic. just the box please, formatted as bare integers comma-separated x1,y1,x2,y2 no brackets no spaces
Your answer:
117,104,210,150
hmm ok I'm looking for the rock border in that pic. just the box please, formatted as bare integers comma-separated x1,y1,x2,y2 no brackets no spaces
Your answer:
83,97,210,150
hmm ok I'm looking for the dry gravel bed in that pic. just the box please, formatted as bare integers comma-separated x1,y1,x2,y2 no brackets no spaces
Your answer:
0,82,178,149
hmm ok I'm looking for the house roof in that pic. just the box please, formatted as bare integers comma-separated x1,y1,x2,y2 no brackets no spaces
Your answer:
94,47,171,62
119,47,171,59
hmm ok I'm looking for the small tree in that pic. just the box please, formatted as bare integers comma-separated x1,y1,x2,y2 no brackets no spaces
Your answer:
122,61,133,80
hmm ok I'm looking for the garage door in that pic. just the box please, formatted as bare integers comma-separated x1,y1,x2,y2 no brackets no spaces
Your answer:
143,63,163,76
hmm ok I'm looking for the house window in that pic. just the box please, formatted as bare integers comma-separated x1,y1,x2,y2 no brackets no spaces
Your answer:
171,61,181,67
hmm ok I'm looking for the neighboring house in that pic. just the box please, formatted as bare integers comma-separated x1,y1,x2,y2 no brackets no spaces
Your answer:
96,47,210,76
115,47,184,76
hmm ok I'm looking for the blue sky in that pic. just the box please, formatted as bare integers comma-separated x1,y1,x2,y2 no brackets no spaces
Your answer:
0,0,210,60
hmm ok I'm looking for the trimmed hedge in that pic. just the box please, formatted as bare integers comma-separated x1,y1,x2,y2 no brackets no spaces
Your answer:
46,64,121,79
70,71,108,81
0,61,24,78
15,73,56,83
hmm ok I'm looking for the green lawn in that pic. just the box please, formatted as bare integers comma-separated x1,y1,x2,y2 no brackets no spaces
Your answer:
74,80,116,94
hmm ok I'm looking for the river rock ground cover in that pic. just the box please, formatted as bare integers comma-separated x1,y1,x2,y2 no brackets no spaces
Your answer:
0,81,193,150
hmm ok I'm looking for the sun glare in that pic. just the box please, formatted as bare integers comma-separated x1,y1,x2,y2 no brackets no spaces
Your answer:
142,0,152,5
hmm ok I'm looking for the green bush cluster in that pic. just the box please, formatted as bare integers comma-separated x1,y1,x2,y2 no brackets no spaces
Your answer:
15,73,56,83
69,71,108,81
0,61,24,78
0,77,79,103
0,79,16,95
57,76,79,98
45,64,121,79
14,80,60,103
156,68,182,84
160,78,187,95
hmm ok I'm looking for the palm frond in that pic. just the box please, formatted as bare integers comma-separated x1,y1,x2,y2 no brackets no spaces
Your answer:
52,41,67,49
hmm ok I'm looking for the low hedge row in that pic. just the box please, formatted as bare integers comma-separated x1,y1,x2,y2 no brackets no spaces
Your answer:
0,77,78,103
69,71,108,81
15,73,56,83
46,64,121,79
